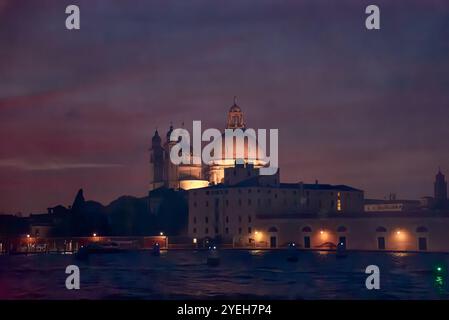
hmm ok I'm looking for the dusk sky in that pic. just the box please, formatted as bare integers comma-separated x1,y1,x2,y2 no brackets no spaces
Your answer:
1,0,448,213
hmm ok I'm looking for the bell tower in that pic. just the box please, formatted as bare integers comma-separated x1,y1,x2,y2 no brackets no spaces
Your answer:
149,129,164,190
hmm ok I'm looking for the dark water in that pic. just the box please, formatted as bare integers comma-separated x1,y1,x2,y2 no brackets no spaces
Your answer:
1,250,448,300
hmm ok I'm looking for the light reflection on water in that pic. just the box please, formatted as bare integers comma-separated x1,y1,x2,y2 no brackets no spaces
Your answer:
0,250,448,300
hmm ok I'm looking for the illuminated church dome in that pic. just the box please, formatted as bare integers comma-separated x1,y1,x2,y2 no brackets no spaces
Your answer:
208,99,267,185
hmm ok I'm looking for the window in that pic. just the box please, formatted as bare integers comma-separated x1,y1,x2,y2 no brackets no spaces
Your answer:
225,227,229,234
238,216,242,223
337,192,342,211
238,228,242,235
416,226,428,233
193,228,197,234
193,202,197,207
193,217,197,224
205,201,209,207
225,199,229,207
248,227,252,234
225,216,229,223
205,217,209,223
248,215,252,223
302,226,312,233
205,228,209,234
215,227,219,234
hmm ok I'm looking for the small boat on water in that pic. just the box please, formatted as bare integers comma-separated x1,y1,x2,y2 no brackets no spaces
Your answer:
286,242,299,262
207,246,220,266
336,242,347,259
152,243,161,256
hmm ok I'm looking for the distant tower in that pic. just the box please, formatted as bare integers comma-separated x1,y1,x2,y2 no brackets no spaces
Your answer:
226,97,246,129
434,168,447,209
149,129,164,190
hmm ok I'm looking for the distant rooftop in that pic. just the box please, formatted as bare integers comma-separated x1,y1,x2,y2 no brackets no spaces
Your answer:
197,176,362,192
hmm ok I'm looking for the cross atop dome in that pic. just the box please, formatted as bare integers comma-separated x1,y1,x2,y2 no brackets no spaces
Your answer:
227,96,245,129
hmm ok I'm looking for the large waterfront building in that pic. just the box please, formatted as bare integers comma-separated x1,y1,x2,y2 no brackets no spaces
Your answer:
149,102,449,252
188,163,364,246
187,164,449,252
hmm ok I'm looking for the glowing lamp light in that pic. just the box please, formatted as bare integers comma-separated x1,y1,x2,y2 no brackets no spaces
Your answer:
160,232,164,236
435,265,444,274
193,238,197,244
26,234,30,238
92,233,97,237
320,230,324,234
396,230,401,235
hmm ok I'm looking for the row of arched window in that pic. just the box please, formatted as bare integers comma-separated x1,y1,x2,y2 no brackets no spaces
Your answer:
267,226,429,233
